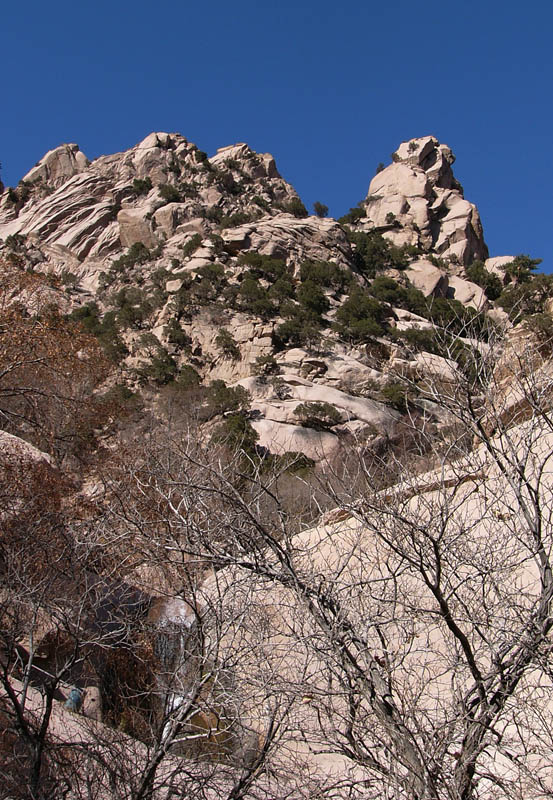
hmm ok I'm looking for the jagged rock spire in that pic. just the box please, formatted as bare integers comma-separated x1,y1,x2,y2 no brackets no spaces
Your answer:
358,136,488,265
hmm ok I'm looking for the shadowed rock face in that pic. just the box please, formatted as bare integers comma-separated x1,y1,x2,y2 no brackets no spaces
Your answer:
357,135,489,265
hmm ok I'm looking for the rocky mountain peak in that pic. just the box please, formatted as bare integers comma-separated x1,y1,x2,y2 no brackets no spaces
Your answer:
354,135,488,266
22,142,90,189
0,131,300,266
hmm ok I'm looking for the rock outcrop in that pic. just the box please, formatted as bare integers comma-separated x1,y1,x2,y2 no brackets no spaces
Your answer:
356,135,488,265
0,132,526,463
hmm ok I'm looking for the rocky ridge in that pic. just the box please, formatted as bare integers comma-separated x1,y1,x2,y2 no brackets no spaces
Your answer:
0,133,535,463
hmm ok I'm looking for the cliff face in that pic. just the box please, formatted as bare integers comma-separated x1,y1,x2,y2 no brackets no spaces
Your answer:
0,133,521,464
0,133,489,279
0,132,300,279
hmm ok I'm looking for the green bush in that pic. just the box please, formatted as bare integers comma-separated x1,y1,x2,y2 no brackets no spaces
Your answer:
215,328,241,360
217,170,242,195
111,241,151,274
502,254,542,284
348,230,412,278
205,206,223,223
115,287,152,329
238,275,275,318
293,401,341,430
139,349,177,384
274,307,322,350
181,233,202,258
175,364,201,388
283,198,308,218
335,287,387,342
424,296,489,337
264,451,315,475
132,177,152,195
219,211,256,229
164,319,192,349
69,304,128,363
252,195,270,210
268,275,296,302
299,260,349,293
252,354,280,376
368,276,406,305
313,201,328,218
497,273,553,321
238,253,288,282
204,380,251,418
101,383,142,412
158,183,182,203
390,327,443,356
297,280,330,315
212,413,259,457
465,261,503,301
524,313,553,355
338,205,365,225
69,303,102,335
381,381,410,412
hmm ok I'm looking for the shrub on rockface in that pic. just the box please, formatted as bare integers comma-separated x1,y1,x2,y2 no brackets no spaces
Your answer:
465,261,503,301
313,201,328,218
181,233,202,258
297,280,330,316
237,275,275,319
348,230,415,277
423,296,491,338
390,327,443,356
175,364,202,389
380,381,411,412
158,183,182,203
238,253,288,282
164,319,192,350
215,328,241,360
204,380,251,419
219,211,257,229
212,413,259,457
69,304,128,364
523,313,553,356
502,254,542,284
299,260,350,293
252,354,280,376
335,287,387,342
132,177,152,195
294,401,341,430
497,273,553,321
111,242,151,274
274,305,322,350
282,198,308,218
338,204,365,225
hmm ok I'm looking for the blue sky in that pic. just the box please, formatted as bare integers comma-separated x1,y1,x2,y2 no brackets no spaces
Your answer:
3,0,551,270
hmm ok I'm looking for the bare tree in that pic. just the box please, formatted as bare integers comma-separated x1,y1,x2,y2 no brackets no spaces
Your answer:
6,315,553,799
93,324,553,800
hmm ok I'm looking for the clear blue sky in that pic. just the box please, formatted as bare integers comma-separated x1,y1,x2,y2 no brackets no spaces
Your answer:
3,0,551,270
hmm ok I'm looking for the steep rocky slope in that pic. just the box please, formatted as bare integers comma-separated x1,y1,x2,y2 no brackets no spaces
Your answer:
0,133,542,465
2,132,553,799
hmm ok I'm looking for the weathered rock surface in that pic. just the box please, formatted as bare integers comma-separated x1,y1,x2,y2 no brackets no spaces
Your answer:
0,131,520,462
357,136,488,265
199,418,553,796
22,143,90,188
0,132,300,274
